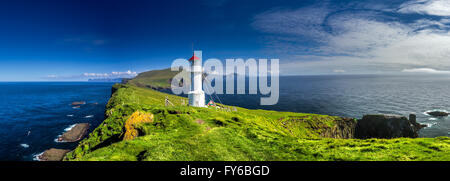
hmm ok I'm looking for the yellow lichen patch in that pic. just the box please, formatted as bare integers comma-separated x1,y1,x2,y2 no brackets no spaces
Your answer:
123,111,154,141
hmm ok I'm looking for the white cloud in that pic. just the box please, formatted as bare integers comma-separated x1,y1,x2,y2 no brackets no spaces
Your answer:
252,1,450,75
398,0,450,16
322,15,410,57
45,70,137,80
83,70,137,78
83,73,108,77
402,68,450,74
252,5,330,42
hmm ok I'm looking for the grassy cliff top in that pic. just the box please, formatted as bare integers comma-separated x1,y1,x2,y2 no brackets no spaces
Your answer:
127,68,181,89
64,82,450,161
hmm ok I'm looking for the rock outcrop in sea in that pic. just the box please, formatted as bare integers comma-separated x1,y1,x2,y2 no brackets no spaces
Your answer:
308,114,426,139
71,101,86,106
426,111,449,117
38,148,70,161
57,123,90,142
355,114,426,139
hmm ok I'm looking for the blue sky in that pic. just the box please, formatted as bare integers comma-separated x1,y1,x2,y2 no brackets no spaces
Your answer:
1,0,450,81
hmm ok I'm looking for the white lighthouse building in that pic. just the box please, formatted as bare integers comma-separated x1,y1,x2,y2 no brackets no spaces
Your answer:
188,50,206,107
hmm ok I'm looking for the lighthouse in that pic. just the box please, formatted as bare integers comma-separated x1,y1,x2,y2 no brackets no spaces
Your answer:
188,50,206,107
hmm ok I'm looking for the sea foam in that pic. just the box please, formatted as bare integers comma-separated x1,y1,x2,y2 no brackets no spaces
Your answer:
64,124,76,131
32,152,44,161
54,135,63,143
423,122,437,128
54,124,76,143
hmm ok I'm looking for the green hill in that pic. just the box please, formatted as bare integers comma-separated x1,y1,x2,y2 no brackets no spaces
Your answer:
127,68,186,89
64,69,450,161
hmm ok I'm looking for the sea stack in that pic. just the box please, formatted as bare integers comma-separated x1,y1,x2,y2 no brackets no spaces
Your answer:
355,114,426,139
38,148,70,161
187,50,206,107
57,123,90,142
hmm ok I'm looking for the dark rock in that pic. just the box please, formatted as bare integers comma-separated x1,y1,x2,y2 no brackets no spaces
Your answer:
38,148,70,161
58,123,90,142
71,101,86,106
426,111,449,117
410,114,427,130
355,114,426,139
409,114,416,122
111,84,120,95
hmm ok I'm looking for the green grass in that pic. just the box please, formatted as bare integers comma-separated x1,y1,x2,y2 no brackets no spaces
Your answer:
64,83,450,161
127,68,184,89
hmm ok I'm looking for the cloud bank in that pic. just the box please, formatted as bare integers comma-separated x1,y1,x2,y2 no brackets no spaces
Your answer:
398,0,450,16
83,70,137,78
402,68,450,74
252,0,450,75
46,70,137,80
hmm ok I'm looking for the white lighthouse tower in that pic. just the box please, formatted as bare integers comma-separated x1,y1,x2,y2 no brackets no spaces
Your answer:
188,50,206,107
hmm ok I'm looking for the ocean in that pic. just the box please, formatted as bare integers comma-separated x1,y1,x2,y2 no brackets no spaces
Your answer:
1,75,450,160
0,82,114,161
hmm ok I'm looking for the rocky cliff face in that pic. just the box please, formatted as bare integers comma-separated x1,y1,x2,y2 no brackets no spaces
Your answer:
319,114,426,139
354,114,426,139
111,83,122,96
321,118,357,139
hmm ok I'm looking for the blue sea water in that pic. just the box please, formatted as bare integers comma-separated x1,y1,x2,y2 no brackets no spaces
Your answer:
1,75,450,160
0,82,114,161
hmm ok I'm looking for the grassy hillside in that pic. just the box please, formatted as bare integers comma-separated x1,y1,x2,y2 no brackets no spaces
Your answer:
127,68,184,89
64,82,450,161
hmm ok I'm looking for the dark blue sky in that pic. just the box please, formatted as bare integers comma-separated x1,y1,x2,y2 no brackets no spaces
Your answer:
1,0,449,80
0,0,308,81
